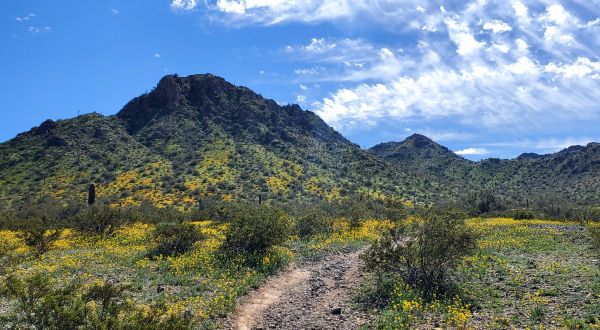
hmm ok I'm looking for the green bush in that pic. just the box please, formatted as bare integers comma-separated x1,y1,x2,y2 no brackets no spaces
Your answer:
0,273,193,329
148,221,203,258
513,208,535,220
222,205,291,255
1,273,85,329
362,210,478,299
72,204,129,236
18,226,61,256
0,240,24,276
590,225,600,268
295,209,333,239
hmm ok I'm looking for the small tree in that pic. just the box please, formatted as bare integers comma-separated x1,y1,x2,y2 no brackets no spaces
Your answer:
362,210,478,299
14,197,63,256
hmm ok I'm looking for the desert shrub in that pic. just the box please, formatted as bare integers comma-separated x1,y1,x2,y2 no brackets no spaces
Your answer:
590,225,600,268
13,203,62,256
72,204,129,236
295,209,334,239
513,208,535,220
148,221,203,258
1,273,86,329
222,205,291,255
0,240,23,275
0,273,193,329
362,210,478,299
464,190,504,216
18,226,61,256
133,203,189,224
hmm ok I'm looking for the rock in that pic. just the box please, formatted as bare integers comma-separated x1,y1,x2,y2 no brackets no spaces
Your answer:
331,306,342,315
157,285,165,293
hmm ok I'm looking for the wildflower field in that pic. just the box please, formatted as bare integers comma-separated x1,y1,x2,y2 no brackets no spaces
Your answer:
0,216,598,329
377,218,600,329
0,218,388,328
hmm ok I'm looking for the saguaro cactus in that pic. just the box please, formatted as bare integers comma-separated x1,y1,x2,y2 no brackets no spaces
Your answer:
88,183,96,206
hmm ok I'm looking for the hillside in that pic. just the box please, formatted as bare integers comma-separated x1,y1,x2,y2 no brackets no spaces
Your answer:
1,73,599,210
0,74,440,210
370,136,600,205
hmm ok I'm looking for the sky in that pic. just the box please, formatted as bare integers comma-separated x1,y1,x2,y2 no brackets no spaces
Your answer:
1,0,599,160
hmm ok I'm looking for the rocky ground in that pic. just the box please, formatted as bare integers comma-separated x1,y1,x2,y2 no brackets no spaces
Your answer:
226,250,374,330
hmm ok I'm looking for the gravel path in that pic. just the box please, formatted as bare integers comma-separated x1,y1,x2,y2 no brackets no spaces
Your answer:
226,250,374,330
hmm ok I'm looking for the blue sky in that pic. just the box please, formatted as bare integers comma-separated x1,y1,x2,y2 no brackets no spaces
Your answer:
1,0,599,160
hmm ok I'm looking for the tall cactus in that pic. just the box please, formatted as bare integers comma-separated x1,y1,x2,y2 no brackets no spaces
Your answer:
88,183,96,206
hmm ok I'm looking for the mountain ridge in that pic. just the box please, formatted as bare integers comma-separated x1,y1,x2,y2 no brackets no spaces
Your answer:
1,73,599,209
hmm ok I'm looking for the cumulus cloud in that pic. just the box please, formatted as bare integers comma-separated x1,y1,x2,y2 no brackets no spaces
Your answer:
177,0,600,150
483,20,513,33
455,147,490,155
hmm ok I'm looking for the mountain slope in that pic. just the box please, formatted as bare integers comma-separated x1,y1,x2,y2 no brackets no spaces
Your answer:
1,73,599,209
0,74,437,210
370,135,600,204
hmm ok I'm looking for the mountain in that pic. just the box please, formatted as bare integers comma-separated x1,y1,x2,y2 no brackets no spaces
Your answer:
0,74,435,210
370,135,600,205
1,73,599,210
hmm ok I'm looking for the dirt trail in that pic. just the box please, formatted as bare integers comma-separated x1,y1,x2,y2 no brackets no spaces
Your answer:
226,250,374,330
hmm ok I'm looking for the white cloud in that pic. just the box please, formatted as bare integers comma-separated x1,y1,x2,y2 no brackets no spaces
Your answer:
545,57,600,79
171,0,198,10
484,137,595,152
154,53,162,58
27,26,51,35
445,17,485,56
110,9,120,15
204,0,439,27
455,147,490,155
185,0,600,145
483,20,512,33
315,54,600,131
16,13,35,22
296,95,306,103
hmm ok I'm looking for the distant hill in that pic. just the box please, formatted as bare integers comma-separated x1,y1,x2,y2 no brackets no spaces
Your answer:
1,74,599,209
370,135,600,205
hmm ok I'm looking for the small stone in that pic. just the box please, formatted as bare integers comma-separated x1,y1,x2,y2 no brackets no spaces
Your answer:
331,307,342,315
157,285,165,293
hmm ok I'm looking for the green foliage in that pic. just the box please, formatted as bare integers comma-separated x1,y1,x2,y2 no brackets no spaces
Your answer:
1,273,85,329
18,227,61,256
589,225,600,268
148,221,203,258
12,198,64,256
362,210,478,299
72,203,129,236
222,204,291,255
0,273,193,330
295,208,333,239
513,208,535,220
0,240,23,276
530,304,547,323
